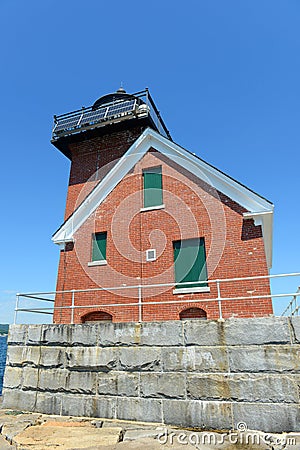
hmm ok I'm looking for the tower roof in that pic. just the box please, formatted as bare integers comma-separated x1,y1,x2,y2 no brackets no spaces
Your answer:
92,87,140,110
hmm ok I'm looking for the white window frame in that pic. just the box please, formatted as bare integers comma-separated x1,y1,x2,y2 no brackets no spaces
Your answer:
146,249,156,262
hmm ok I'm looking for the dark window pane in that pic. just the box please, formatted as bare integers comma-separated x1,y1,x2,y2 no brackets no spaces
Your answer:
143,166,163,207
92,232,107,261
173,238,207,288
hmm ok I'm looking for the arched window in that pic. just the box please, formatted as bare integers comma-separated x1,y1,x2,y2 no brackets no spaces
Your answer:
81,311,112,323
179,307,207,320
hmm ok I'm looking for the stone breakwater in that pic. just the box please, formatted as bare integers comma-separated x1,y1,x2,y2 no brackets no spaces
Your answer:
2,317,300,432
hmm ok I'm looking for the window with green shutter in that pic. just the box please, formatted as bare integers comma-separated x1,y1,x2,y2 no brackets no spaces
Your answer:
92,232,107,262
143,166,163,208
173,238,208,289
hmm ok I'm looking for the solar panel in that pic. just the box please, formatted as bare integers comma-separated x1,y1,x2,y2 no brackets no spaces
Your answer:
106,99,136,118
54,114,81,133
53,99,137,137
80,106,107,127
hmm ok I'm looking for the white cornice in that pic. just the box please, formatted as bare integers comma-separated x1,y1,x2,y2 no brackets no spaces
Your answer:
52,128,274,268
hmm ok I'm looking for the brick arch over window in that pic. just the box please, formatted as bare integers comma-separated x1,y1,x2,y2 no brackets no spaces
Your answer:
81,311,113,323
179,307,207,320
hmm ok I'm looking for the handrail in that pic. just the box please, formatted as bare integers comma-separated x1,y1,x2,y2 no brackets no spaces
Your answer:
16,272,300,297
14,272,300,324
281,286,300,317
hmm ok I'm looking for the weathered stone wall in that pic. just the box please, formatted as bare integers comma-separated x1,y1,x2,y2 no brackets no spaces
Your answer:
2,318,300,432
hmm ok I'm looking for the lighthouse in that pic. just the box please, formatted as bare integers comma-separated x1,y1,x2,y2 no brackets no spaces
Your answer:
51,88,273,323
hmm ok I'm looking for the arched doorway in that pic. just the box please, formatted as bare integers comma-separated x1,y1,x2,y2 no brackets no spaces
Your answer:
81,311,112,323
179,307,207,320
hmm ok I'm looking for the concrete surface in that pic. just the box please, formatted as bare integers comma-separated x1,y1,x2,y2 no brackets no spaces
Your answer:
0,408,299,449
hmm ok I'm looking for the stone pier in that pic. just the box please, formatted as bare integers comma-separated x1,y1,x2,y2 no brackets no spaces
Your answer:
2,317,300,432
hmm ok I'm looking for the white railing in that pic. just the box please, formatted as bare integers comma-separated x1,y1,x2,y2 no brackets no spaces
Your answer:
13,272,300,324
52,89,171,141
281,286,300,317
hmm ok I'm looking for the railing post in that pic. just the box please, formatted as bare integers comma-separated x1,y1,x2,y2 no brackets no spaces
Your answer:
71,290,75,324
14,294,20,325
138,285,142,323
291,295,295,316
216,280,223,320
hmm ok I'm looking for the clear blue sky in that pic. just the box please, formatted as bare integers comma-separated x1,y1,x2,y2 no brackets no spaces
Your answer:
0,0,299,323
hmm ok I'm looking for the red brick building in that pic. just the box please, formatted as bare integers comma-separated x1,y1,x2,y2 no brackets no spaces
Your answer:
51,88,274,323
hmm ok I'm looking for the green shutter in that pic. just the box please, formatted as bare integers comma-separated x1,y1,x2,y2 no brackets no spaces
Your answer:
143,166,163,208
173,238,207,289
92,232,107,261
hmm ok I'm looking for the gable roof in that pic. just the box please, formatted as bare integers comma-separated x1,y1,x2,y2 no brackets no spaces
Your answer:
52,128,274,268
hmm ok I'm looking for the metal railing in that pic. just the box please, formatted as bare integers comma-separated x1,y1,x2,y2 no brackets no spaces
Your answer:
14,272,300,324
52,88,171,141
281,286,300,317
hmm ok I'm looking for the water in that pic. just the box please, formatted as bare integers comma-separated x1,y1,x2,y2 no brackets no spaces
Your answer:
0,335,8,394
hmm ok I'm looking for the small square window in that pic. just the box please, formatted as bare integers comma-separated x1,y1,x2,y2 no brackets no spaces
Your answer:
146,249,156,262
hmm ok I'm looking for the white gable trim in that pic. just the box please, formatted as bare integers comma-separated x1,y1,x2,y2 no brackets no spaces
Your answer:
52,128,274,267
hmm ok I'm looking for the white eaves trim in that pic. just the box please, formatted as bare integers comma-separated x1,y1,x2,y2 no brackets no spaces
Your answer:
52,128,274,267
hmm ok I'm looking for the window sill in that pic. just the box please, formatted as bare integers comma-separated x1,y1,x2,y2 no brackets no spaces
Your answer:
88,260,108,267
173,286,210,295
140,204,165,212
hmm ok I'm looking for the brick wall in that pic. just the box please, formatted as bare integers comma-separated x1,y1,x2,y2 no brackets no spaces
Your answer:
64,125,145,220
54,129,272,323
